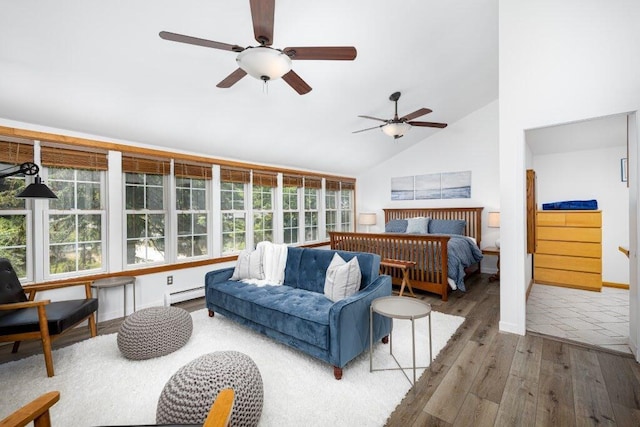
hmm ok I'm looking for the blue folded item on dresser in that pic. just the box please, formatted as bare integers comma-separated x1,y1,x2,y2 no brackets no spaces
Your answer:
542,199,598,210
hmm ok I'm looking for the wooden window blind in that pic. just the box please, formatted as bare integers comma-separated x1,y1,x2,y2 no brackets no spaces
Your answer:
304,176,322,189
325,179,340,191
220,167,250,183
122,156,170,175
174,162,212,180
41,146,108,170
253,171,278,187
283,174,303,187
0,141,34,165
341,181,355,191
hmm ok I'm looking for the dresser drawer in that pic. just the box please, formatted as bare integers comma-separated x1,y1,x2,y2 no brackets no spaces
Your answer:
537,226,601,243
535,253,601,273
537,211,601,227
534,267,602,290
535,240,601,257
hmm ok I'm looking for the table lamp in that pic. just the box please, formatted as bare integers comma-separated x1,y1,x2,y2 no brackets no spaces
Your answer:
358,212,377,232
488,211,500,248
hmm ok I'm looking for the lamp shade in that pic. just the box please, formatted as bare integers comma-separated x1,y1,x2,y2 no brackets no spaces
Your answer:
358,213,377,226
488,211,500,228
382,122,411,138
16,176,57,199
236,47,292,81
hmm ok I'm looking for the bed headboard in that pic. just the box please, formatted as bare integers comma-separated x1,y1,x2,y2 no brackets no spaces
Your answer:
383,207,484,246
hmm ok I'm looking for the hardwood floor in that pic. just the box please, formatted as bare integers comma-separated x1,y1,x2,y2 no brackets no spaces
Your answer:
2,274,639,426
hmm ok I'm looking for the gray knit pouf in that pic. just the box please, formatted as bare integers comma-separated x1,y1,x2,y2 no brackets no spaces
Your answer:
117,306,192,360
156,351,263,426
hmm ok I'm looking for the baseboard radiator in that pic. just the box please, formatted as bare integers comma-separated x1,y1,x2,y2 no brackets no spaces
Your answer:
164,286,205,305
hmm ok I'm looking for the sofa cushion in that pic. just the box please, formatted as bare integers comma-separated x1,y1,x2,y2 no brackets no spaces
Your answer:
284,247,380,294
209,281,333,349
324,253,361,302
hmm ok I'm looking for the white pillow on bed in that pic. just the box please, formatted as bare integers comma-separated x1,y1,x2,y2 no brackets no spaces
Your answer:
231,246,265,280
324,253,361,302
406,217,430,234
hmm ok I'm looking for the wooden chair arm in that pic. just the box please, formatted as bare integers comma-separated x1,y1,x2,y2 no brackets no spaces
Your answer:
0,391,60,427
22,281,93,300
203,389,235,427
22,280,92,292
0,300,50,311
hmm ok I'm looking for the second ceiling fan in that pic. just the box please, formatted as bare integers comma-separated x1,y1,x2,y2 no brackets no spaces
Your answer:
354,92,448,139
159,0,357,95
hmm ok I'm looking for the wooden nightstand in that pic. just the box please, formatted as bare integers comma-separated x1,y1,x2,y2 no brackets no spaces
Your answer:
482,246,500,282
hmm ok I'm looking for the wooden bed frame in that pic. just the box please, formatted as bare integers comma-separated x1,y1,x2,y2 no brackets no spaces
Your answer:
329,207,483,301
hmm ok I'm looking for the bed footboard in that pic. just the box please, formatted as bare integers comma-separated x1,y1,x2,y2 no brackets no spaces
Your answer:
329,232,451,301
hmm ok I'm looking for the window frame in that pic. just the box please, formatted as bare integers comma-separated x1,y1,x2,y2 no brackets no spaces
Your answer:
175,176,209,261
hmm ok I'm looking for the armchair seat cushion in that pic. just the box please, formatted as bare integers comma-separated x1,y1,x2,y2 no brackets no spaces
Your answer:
0,298,98,335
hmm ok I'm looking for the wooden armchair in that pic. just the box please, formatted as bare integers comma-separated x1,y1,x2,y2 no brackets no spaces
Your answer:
0,389,234,427
0,258,98,377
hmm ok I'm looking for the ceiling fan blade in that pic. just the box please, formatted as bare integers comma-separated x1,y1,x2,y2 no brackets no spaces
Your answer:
358,115,388,123
282,70,312,95
400,108,432,122
352,125,383,134
216,68,248,88
407,121,448,129
250,0,275,46
159,31,243,52
283,47,357,60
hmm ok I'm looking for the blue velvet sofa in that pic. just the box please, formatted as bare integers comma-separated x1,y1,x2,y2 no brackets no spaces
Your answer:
205,247,392,379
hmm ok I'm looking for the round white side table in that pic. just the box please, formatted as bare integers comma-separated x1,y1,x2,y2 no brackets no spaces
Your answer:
369,295,432,385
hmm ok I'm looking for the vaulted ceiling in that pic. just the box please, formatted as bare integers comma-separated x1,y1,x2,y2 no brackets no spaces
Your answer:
0,0,498,175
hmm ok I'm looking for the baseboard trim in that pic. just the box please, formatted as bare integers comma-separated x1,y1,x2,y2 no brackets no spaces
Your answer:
602,281,630,289
526,278,534,300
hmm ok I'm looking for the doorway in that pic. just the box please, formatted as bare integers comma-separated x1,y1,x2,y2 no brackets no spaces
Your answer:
524,113,631,353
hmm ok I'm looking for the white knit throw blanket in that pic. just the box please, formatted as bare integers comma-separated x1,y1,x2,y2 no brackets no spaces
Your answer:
241,241,288,286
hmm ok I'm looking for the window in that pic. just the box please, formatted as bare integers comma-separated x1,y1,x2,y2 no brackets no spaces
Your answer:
123,156,169,266
303,177,321,242
41,147,108,277
340,181,355,232
282,175,302,244
252,171,276,244
0,163,29,279
47,167,105,275
325,180,340,234
176,177,208,259
175,163,210,260
220,168,249,253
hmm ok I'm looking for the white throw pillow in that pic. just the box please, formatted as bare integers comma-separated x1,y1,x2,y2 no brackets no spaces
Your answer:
406,217,430,234
231,247,265,280
324,253,362,302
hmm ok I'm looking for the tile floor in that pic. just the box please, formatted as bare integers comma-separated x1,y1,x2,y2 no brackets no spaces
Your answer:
526,283,631,354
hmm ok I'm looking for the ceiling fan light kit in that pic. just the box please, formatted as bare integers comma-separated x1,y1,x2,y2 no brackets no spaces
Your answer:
382,122,412,139
236,46,292,81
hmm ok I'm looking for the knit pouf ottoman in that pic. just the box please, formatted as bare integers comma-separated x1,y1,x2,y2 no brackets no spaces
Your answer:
156,351,263,426
117,306,192,360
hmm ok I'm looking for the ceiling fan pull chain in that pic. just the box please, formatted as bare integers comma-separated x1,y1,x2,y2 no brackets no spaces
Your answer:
263,79,269,94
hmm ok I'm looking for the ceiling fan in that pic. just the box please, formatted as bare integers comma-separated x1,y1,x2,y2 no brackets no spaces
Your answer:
353,92,448,139
159,0,357,95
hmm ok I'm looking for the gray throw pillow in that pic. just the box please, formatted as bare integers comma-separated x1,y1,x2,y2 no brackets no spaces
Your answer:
406,217,430,234
231,247,265,280
385,219,408,233
428,219,466,235
324,253,362,302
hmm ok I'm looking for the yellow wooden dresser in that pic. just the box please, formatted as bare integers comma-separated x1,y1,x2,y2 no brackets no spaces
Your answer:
534,210,602,291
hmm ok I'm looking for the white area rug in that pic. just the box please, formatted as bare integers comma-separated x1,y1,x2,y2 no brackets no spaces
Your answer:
0,308,464,426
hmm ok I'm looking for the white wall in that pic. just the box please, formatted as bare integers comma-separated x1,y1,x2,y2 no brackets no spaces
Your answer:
533,146,629,284
499,0,640,344
357,100,500,271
